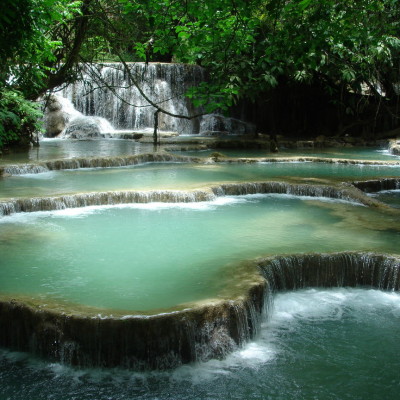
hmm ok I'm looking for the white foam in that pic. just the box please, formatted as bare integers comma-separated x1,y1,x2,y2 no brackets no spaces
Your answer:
16,171,56,179
0,193,361,224
171,288,400,382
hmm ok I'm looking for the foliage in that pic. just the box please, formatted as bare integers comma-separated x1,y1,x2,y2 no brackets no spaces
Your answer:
119,0,262,111
119,0,400,113
1,0,84,97
1,0,399,148
0,89,42,148
0,0,86,148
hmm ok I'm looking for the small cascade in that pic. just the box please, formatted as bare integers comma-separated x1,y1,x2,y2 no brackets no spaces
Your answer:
60,115,115,139
1,180,382,217
3,154,400,177
0,267,266,369
388,138,400,155
251,157,400,166
353,178,400,193
0,251,398,369
258,252,400,291
212,182,359,203
0,153,201,176
1,164,50,175
0,189,216,216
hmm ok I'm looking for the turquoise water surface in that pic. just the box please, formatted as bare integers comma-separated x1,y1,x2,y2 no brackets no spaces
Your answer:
1,162,399,199
2,194,398,310
0,139,399,400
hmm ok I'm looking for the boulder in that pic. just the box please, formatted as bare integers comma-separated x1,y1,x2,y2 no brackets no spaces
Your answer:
61,116,103,139
199,114,255,136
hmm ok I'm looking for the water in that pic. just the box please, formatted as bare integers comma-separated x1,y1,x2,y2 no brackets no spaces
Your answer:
1,140,398,166
0,288,398,400
0,195,399,311
172,146,400,161
0,138,152,165
1,136,400,396
371,189,400,208
59,63,204,134
1,162,399,199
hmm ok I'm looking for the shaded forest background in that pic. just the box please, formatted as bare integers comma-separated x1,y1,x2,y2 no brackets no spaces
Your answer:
1,0,399,149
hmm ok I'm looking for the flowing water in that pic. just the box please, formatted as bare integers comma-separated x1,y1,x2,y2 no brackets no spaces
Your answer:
371,189,400,208
59,63,205,134
0,288,398,400
1,134,400,397
1,162,399,199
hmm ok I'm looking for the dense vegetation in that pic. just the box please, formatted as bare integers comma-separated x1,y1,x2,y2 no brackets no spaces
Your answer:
1,0,399,148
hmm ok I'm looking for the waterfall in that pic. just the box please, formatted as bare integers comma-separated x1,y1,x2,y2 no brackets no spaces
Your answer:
55,63,260,135
58,63,205,135
0,153,202,176
1,180,387,217
0,268,267,369
353,178,400,193
0,189,217,216
3,154,399,177
0,251,398,369
258,252,400,291
211,181,370,205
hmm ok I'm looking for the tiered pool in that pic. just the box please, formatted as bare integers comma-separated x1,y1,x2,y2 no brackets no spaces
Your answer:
0,139,399,399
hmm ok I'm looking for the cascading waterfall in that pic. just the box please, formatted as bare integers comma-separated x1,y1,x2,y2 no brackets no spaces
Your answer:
0,271,267,369
0,252,398,368
0,152,202,175
3,154,400,176
1,142,400,371
212,181,354,200
0,181,383,217
258,252,400,291
353,178,400,192
0,189,216,216
58,63,205,134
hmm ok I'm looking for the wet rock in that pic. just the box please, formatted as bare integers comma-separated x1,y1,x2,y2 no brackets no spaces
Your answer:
392,146,400,155
388,138,400,155
43,95,75,137
296,140,314,149
343,135,357,144
200,114,255,136
61,116,103,139
389,139,400,155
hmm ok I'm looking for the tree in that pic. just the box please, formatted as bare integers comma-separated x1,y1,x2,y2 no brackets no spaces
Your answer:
2,0,399,149
118,0,400,134
0,0,91,148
